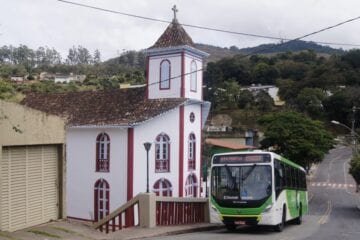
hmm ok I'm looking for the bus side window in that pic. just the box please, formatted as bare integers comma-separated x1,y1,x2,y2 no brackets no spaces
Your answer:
280,163,286,188
274,160,283,198
301,171,306,190
286,166,292,189
292,168,297,189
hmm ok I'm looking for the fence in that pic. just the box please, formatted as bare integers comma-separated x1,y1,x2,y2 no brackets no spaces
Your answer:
93,193,210,234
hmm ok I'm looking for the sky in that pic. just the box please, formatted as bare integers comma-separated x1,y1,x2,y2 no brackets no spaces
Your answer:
1,0,360,61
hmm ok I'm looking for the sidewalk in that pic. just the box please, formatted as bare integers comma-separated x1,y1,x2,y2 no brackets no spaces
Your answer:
0,219,224,240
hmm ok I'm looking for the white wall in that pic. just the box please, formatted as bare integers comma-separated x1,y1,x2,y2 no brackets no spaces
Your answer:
148,53,182,99
132,108,180,197
66,128,128,220
184,54,203,101
182,104,202,196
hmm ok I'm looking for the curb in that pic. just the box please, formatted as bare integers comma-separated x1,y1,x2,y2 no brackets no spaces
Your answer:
126,224,225,240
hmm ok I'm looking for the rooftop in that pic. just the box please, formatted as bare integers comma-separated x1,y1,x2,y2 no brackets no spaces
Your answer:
21,87,186,127
149,17,194,49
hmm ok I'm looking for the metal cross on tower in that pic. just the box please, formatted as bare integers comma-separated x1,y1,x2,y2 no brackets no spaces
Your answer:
172,5,178,20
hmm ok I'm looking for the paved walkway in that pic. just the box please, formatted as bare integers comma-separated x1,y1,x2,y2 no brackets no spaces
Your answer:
0,219,223,240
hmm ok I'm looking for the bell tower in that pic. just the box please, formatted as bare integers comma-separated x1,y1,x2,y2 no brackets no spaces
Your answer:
146,6,209,100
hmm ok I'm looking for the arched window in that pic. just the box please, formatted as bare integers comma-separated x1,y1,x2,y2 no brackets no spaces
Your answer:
94,179,110,221
185,174,198,197
160,60,170,89
190,60,197,92
155,133,170,172
188,133,196,170
153,178,172,196
96,132,110,172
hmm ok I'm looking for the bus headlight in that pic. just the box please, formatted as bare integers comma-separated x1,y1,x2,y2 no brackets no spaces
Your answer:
263,203,273,213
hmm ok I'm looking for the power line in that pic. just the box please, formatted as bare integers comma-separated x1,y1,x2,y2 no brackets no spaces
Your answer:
58,0,360,90
57,0,360,47
146,12,360,88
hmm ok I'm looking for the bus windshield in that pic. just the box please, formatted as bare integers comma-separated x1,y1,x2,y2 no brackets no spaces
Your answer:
211,165,272,206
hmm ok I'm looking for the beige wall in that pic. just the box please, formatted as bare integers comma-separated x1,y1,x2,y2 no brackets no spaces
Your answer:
0,100,65,146
0,100,67,222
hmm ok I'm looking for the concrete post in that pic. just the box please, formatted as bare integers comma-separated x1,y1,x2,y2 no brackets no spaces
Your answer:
204,199,211,223
138,193,156,228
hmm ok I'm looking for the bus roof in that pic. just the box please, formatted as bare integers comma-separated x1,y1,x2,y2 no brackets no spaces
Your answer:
212,150,305,172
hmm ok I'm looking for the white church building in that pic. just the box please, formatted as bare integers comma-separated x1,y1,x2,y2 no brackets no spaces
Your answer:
22,11,210,222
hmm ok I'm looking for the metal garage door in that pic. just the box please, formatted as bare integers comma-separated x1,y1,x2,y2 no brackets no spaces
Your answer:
1,145,59,231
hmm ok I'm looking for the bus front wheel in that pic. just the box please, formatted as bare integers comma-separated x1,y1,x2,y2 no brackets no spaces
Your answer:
274,206,286,232
225,223,236,231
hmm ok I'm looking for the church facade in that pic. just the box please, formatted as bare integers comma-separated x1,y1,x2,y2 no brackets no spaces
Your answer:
22,11,210,222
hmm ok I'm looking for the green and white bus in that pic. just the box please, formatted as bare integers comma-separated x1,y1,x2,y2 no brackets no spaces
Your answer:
210,150,308,231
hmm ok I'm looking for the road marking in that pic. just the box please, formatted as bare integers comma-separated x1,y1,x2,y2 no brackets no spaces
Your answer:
310,182,355,189
318,200,332,225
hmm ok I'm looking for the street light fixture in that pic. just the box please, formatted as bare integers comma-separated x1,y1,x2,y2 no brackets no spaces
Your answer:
143,142,152,193
331,120,358,154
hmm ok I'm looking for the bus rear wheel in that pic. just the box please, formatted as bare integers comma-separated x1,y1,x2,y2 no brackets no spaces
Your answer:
274,206,286,232
294,205,302,225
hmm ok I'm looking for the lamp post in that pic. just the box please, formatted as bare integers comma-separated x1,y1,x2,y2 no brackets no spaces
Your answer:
143,142,152,193
331,119,359,154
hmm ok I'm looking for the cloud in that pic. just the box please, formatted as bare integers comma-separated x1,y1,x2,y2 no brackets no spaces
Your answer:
1,0,359,60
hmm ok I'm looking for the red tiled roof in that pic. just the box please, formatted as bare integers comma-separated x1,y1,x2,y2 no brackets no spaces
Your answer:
149,19,194,49
21,87,186,126
205,138,256,150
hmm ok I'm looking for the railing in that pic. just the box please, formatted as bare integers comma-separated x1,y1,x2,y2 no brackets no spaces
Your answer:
93,194,140,233
156,197,208,225
94,193,210,234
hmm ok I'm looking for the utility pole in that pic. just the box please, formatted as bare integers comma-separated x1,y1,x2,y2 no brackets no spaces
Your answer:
351,106,358,155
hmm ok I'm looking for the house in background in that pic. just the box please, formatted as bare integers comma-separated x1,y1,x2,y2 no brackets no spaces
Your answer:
54,73,86,83
10,76,25,83
241,84,285,106
39,72,55,81
0,100,66,232
22,13,210,223
205,138,256,156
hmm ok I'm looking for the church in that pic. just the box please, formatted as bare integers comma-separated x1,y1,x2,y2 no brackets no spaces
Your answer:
22,7,210,222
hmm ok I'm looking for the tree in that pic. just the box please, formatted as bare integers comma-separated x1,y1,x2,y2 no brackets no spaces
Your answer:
255,90,274,111
238,89,255,109
66,46,78,65
295,87,326,117
342,49,360,69
251,62,279,85
214,79,240,110
349,154,360,192
93,49,101,64
77,46,92,64
258,111,334,169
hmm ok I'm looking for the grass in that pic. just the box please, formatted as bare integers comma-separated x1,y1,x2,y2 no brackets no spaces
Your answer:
28,229,61,239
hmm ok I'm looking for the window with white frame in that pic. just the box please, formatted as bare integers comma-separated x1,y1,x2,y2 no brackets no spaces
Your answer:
153,178,172,196
188,133,196,170
185,174,197,197
160,60,170,89
155,133,170,172
96,132,110,172
190,60,197,92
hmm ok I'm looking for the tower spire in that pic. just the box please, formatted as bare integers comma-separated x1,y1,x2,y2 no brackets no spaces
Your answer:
172,5,178,20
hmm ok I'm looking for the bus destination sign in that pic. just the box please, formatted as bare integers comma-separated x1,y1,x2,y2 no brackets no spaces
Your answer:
213,154,271,164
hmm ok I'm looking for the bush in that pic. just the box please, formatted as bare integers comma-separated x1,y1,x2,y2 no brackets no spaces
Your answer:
349,154,360,191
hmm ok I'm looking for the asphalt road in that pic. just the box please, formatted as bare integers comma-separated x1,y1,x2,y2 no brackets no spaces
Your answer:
148,146,360,240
